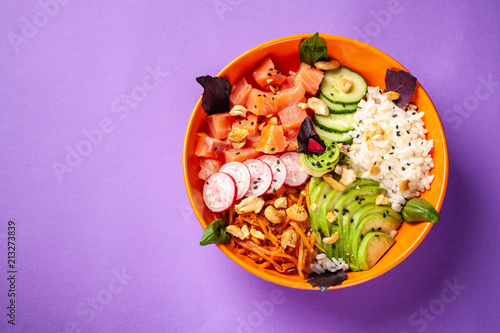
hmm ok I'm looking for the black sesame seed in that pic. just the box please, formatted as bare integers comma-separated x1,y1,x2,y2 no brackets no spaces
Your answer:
276,168,281,172
375,234,379,237
206,181,209,185
334,209,339,212
407,163,410,166
396,131,401,136
324,194,326,199
253,181,258,184
360,234,364,240
271,148,275,151
235,152,240,155
254,105,257,108
388,166,392,170
254,186,258,189
383,213,386,218
263,94,266,97
350,218,354,223
238,121,242,124
396,125,399,129
409,142,411,146
407,130,410,134
251,122,254,125
402,167,406,171
377,227,382,230
372,228,375,232
267,73,272,76
276,160,280,164
391,146,395,149
213,147,217,151
392,114,397,118
257,178,261,180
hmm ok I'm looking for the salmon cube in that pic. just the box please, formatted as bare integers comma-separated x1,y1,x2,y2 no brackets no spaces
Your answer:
224,147,259,163
198,158,222,181
229,77,252,107
246,88,277,117
255,123,287,154
252,57,287,89
206,113,234,140
294,63,324,95
278,105,308,130
232,114,259,135
194,132,228,160
274,83,306,110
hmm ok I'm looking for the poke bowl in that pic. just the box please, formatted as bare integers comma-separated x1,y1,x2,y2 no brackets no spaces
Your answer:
183,34,448,290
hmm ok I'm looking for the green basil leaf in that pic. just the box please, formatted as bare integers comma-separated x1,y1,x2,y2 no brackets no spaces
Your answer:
402,198,441,223
299,32,328,65
200,218,231,246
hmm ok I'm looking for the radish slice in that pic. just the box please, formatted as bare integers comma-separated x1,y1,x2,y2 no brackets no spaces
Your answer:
258,155,287,194
203,172,237,212
219,161,251,200
242,159,273,197
280,152,310,187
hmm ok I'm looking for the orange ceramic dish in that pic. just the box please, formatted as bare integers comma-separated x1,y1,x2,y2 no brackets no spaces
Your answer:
183,34,448,290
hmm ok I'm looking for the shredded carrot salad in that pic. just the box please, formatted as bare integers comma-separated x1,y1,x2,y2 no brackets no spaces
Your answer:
215,184,319,279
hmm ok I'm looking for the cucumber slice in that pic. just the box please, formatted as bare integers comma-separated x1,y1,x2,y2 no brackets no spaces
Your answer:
319,93,358,114
313,124,353,144
320,67,367,105
313,113,355,133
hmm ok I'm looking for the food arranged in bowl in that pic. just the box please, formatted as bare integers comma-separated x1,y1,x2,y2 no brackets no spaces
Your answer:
183,34,448,290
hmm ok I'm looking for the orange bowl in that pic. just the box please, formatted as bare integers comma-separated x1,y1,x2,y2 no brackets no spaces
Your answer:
183,34,448,290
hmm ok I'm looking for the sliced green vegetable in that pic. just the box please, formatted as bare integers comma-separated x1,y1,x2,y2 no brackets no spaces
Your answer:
402,198,440,223
200,218,231,246
299,32,327,65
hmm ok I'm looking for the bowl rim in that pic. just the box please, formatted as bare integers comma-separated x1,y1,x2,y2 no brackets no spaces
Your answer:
183,33,449,290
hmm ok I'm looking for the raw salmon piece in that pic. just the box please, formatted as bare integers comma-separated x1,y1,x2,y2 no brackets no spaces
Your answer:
206,113,234,140
224,147,259,162
255,121,287,154
278,105,308,130
194,132,228,160
246,88,277,116
274,83,306,110
294,62,324,95
232,114,259,135
252,57,287,89
229,77,252,107
285,127,300,151
198,157,222,181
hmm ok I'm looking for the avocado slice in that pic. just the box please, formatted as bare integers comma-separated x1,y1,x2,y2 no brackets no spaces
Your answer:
308,181,332,232
332,186,385,264
357,232,395,270
318,179,378,258
350,214,401,271
307,176,323,196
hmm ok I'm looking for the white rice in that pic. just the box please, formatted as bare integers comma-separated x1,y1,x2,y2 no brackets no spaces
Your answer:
345,87,434,212
310,253,349,274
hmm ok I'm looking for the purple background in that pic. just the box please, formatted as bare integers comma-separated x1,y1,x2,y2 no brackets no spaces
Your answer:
1,0,499,332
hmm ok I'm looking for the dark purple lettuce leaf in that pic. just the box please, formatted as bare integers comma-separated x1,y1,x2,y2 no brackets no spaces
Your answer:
297,118,326,155
385,69,417,108
196,75,232,115
307,270,348,292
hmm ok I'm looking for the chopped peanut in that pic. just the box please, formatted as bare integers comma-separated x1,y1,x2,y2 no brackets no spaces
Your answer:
314,59,340,71
264,206,286,224
339,78,353,93
228,128,249,143
241,224,250,239
310,203,317,211
326,211,337,223
250,228,265,240
286,204,308,222
229,105,247,117
323,174,345,191
297,102,308,110
339,168,358,186
235,197,265,214
323,232,339,245
386,91,400,100
226,225,245,240
369,165,381,175
281,228,298,248
399,180,409,192
307,97,329,116
375,194,390,206
274,197,287,209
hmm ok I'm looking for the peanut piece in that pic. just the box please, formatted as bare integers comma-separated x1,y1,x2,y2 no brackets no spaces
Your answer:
385,91,400,100
369,165,381,175
307,97,329,116
323,174,345,191
264,206,286,224
274,197,287,209
339,78,353,93
399,180,409,192
323,232,339,245
375,194,390,206
285,204,308,222
229,105,247,117
314,59,340,71
226,225,245,240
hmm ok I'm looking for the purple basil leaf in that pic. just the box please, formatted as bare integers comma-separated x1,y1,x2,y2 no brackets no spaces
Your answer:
385,69,417,108
307,270,348,292
196,75,232,115
297,118,326,155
